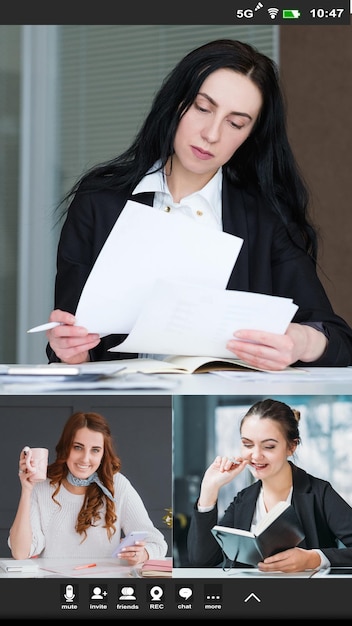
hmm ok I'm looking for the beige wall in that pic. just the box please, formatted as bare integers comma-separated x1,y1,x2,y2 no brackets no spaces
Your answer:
280,24,352,326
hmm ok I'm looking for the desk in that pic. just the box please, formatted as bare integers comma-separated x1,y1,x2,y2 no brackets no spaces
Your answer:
1,367,352,395
0,558,134,578
4,563,348,579
173,567,352,578
172,567,316,578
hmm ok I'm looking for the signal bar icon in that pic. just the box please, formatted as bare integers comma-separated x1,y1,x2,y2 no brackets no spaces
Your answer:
254,2,263,10
268,7,279,19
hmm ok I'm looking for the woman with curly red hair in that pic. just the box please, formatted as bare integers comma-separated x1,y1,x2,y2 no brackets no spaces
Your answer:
9,411,167,565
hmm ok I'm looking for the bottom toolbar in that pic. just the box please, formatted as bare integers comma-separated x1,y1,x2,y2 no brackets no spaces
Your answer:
1,578,351,619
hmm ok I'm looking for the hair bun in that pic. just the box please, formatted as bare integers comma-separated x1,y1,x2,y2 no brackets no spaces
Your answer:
292,408,301,423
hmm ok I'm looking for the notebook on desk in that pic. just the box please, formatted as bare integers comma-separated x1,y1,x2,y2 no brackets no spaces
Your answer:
0,559,39,573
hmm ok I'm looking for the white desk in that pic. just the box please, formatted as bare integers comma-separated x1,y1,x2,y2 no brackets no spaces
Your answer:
145,367,352,396
0,558,134,578
1,367,352,395
3,563,343,579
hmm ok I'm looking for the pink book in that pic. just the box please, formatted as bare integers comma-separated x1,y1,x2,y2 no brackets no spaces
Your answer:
141,558,172,571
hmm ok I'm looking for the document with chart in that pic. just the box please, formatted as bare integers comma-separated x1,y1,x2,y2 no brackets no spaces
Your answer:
110,278,298,358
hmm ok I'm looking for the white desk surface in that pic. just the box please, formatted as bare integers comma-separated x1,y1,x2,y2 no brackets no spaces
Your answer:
0,558,134,578
1,367,352,395
2,561,350,579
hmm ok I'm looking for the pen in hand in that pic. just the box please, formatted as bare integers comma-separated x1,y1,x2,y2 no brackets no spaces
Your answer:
27,322,65,333
73,563,97,570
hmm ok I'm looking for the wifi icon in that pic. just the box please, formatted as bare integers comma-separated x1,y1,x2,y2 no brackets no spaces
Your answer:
268,7,279,19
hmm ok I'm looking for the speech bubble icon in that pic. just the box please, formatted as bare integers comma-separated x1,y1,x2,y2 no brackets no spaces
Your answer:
179,587,192,601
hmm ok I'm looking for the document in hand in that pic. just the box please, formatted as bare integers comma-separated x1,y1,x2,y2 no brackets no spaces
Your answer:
74,200,243,335
211,501,305,567
110,279,298,358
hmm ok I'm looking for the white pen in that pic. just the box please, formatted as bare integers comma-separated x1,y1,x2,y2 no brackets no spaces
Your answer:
27,322,65,333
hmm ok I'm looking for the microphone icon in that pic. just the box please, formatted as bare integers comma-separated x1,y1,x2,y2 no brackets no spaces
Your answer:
64,584,75,602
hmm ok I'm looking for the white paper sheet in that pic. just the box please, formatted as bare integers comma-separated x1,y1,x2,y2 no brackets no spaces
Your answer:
110,278,298,358
74,200,243,335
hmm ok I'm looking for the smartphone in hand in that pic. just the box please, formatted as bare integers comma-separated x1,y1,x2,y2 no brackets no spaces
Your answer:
112,531,148,558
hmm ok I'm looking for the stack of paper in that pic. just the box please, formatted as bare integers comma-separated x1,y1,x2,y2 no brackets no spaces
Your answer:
27,201,298,362
0,363,179,391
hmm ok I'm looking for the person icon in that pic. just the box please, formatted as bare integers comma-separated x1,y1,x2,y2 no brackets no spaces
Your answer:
150,585,164,601
91,586,103,600
119,586,136,600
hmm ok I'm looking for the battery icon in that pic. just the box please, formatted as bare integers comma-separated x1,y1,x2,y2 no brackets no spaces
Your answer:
282,9,301,18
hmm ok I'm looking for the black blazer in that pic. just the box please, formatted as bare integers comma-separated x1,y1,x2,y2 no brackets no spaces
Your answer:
187,462,352,568
47,176,352,364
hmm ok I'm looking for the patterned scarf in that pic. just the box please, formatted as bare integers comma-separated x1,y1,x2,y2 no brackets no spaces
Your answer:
66,471,116,502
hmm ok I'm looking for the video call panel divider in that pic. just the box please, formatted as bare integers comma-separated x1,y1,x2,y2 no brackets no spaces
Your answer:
0,395,172,557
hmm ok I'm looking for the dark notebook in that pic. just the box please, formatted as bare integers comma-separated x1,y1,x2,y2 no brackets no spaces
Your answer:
211,501,305,567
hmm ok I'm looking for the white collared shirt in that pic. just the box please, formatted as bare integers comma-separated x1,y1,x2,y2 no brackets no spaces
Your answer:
132,164,223,231
250,487,293,532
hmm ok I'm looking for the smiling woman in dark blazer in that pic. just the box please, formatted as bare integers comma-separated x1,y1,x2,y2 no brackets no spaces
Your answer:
45,39,352,368
187,399,352,572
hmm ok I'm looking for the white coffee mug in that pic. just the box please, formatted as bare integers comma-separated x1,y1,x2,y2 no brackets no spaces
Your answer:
24,446,49,482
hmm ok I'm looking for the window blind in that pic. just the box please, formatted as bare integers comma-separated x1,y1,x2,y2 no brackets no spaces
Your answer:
58,25,278,195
